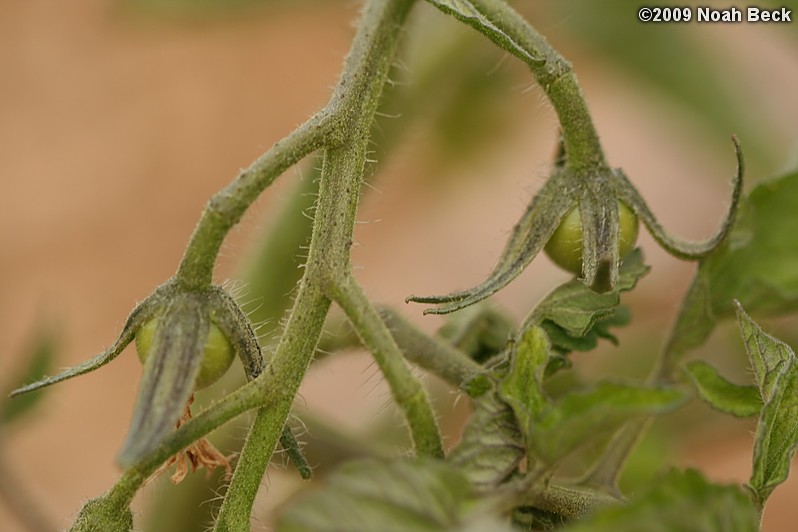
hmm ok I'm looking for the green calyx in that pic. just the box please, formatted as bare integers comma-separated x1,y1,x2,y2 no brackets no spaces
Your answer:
408,137,742,314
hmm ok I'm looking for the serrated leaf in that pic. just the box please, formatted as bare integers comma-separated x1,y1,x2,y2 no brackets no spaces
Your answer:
682,360,761,418
563,469,759,532
1,329,57,426
276,458,479,532
529,383,687,464
448,387,525,488
736,304,798,508
533,249,648,354
667,170,798,359
425,0,542,66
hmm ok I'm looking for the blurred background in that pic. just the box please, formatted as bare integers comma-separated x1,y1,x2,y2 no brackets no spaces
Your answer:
1,0,796,530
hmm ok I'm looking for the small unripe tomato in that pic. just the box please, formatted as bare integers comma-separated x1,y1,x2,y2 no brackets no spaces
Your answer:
135,318,234,390
544,201,639,275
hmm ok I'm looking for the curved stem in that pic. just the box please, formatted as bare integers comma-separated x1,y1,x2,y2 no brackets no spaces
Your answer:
428,0,606,171
330,275,444,458
175,110,337,290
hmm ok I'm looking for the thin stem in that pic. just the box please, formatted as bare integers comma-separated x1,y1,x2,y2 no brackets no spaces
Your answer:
579,418,652,496
175,111,337,290
330,275,444,458
318,307,484,390
430,0,606,171
581,285,695,492
377,307,484,389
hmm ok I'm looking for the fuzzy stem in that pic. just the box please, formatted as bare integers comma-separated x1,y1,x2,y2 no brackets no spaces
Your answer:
428,0,606,171
76,3,419,525
213,280,330,531
330,276,444,458
215,0,419,526
377,307,484,389
175,111,337,290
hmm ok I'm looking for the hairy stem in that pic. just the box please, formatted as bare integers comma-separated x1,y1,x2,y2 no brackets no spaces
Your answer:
81,2,419,526
175,111,337,290
430,0,606,171
377,307,484,389
330,276,444,458
215,0,419,526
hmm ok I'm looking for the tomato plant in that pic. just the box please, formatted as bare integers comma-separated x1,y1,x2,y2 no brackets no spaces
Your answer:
135,318,234,390
544,201,639,276
2,1,797,531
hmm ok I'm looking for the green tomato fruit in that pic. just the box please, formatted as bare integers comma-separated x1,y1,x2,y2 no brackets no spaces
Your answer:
544,201,639,275
135,318,234,390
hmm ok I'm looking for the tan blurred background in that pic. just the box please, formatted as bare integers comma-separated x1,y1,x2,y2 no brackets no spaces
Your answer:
1,0,797,530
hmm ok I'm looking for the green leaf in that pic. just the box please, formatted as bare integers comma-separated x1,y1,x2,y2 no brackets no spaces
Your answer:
708,172,798,316
533,249,648,354
1,329,57,426
667,170,798,359
682,360,761,418
499,324,550,428
736,304,798,508
425,0,543,66
529,383,687,464
448,387,525,488
541,307,630,355
563,469,759,532
276,458,481,532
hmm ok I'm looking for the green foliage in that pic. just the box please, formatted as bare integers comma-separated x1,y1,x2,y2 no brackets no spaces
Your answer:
5,1,796,530
449,378,525,488
526,382,687,465
437,305,515,364
533,248,648,356
275,458,480,532
564,469,759,532
682,360,762,417
499,325,550,426
667,170,798,359
736,304,798,509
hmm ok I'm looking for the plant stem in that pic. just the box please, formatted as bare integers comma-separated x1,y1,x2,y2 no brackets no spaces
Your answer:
80,1,419,527
330,276,444,458
430,0,606,171
377,307,484,389
175,112,336,291
216,0,420,526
